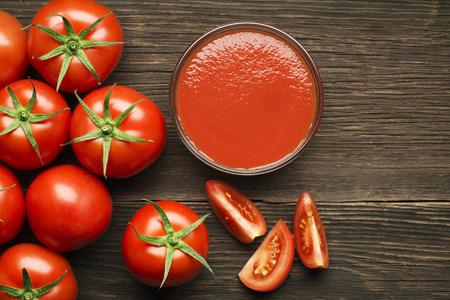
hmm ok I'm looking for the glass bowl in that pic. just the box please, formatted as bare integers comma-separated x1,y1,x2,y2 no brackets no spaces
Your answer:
169,22,323,175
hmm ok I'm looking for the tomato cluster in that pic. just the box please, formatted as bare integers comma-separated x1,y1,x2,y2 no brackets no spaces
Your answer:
0,0,170,296
0,0,329,296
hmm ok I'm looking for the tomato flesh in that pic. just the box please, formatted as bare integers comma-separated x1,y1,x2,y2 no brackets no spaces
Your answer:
239,219,294,292
293,192,329,268
206,180,266,243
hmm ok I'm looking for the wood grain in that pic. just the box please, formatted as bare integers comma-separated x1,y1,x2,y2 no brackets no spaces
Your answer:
1,0,449,299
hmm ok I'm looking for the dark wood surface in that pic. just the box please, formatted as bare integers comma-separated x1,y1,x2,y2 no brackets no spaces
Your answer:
1,0,449,299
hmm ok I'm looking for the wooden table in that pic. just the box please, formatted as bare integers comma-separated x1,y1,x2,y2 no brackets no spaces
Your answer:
1,0,449,298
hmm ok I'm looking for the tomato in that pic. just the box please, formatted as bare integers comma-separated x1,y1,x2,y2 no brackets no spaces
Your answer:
239,219,294,292
27,0,124,93
0,165,25,245
205,180,266,243
0,79,71,170
122,200,213,288
293,192,329,268
68,85,166,178
26,165,113,252
0,243,77,300
0,11,29,90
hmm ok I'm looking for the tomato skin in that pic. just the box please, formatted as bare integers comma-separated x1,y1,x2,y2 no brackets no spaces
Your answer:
70,85,166,178
0,11,29,90
0,243,77,300
0,165,25,245
205,180,266,243
293,192,329,268
0,79,71,170
239,219,294,292
27,0,124,93
122,201,210,287
26,165,113,252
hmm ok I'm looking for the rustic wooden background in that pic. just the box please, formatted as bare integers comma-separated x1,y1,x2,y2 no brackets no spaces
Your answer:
1,0,449,299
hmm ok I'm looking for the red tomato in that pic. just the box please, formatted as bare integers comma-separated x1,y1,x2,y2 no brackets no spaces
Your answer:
26,165,113,252
293,192,329,268
0,79,71,170
0,165,25,245
0,11,29,89
69,85,166,178
0,243,77,300
239,219,294,292
27,0,124,93
122,200,211,288
205,180,266,243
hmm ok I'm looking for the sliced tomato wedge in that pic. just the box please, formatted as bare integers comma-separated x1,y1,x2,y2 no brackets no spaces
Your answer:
293,192,329,268
205,180,266,243
238,219,294,292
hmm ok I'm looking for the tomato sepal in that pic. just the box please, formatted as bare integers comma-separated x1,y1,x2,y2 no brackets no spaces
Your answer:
0,268,66,300
129,200,214,289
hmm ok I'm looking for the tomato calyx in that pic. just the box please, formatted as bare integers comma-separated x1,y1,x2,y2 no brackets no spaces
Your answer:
30,13,125,91
0,268,66,300
65,84,153,178
0,79,69,164
128,200,214,289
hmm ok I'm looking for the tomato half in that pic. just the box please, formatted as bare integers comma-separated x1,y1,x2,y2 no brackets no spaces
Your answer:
0,164,25,245
239,219,294,292
27,0,124,93
26,165,113,252
69,85,166,178
122,200,211,288
0,243,77,300
0,79,71,170
205,180,266,243
0,11,29,89
293,192,329,268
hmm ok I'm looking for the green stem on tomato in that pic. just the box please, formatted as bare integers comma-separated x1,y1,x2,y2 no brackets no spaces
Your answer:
31,12,125,91
0,80,68,165
128,200,214,289
0,268,66,300
63,84,153,178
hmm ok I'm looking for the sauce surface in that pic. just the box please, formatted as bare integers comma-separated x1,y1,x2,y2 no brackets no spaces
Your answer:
176,30,316,169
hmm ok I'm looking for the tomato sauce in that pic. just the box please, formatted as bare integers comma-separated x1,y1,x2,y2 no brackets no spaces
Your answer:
175,28,318,170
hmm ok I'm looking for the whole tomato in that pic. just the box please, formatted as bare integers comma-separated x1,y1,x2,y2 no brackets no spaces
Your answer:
68,85,166,178
27,0,124,93
122,200,213,288
26,165,113,252
0,243,77,300
0,164,25,245
0,11,29,89
0,79,71,170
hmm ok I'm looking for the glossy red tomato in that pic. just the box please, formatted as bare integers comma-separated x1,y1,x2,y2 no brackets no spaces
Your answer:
293,192,329,268
239,219,294,292
69,85,166,178
205,180,266,243
0,11,29,89
27,0,124,93
0,243,77,300
122,200,211,288
0,164,25,245
26,165,113,252
0,79,71,170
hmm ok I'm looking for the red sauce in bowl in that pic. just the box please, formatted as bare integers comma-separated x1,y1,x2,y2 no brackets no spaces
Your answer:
171,23,323,175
